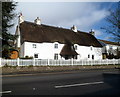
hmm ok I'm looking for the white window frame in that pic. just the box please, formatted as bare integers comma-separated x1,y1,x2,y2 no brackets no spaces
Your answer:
54,53,58,60
74,45,77,50
33,44,37,48
54,44,58,49
34,53,38,58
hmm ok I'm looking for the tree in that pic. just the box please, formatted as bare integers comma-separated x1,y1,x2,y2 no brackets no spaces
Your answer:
1,1,17,58
101,2,120,42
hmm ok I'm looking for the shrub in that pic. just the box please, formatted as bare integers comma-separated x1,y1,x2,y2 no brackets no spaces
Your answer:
20,56,33,59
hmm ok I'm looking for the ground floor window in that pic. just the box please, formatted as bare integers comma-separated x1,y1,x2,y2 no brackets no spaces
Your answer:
92,55,94,59
34,54,38,58
88,54,90,58
73,55,77,59
54,53,58,60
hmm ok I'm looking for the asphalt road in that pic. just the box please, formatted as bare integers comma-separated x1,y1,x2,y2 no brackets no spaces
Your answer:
1,69,120,96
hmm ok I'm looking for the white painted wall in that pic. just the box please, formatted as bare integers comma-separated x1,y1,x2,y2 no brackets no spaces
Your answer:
15,26,21,48
75,44,102,60
20,42,102,60
20,42,64,59
20,43,24,57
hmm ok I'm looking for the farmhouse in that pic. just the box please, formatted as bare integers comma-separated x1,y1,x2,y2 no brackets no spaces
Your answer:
99,39,120,59
15,14,103,60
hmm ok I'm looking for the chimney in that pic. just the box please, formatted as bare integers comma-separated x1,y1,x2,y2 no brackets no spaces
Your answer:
18,13,24,24
89,29,95,36
71,25,77,32
34,17,41,25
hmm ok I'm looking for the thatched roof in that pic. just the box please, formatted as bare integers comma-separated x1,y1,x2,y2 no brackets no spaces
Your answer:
19,21,102,47
60,44,78,56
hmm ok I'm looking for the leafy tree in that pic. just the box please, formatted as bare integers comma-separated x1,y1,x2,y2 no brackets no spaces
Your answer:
101,2,120,42
1,1,17,58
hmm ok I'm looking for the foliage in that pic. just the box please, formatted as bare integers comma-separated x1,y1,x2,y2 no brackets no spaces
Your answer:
20,56,33,59
1,2,18,58
107,47,120,59
101,2,120,42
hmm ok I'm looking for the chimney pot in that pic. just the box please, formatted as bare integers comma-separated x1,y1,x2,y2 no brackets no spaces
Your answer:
89,29,95,36
71,25,77,32
18,13,24,24
34,17,41,25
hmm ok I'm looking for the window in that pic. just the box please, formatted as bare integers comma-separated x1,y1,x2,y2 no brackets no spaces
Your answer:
74,45,77,50
90,46,93,51
54,53,58,60
88,54,90,58
92,55,94,60
34,54,38,58
33,44,37,48
54,44,58,49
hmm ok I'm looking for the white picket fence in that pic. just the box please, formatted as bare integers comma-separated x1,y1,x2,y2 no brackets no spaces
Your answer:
0,58,120,67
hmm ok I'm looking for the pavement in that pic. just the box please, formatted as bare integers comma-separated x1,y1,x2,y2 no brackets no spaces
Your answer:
1,69,120,96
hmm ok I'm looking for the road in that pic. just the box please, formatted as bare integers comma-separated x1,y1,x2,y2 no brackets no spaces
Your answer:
2,69,120,96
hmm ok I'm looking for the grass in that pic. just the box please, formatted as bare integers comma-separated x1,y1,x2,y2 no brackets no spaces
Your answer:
2,64,120,75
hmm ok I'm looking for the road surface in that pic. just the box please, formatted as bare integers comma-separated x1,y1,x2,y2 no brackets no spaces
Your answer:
2,69,120,96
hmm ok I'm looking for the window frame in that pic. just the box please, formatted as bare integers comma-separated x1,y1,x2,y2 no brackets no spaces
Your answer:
33,44,37,48
34,53,38,58
54,53,58,60
88,54,90,58
74,45,77,50
54,44,58,49
90,46,93,51
92,55,94,59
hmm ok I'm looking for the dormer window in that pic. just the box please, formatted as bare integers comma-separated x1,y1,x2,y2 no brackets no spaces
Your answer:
54,44,58,49
33,44,37,48
90,46,93,51
74,45,77,50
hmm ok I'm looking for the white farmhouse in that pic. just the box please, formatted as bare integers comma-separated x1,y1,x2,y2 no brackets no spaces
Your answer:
15,14,103,60
99,39,120,59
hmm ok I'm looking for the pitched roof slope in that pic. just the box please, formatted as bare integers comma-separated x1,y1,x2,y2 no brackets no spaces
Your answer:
99,39,120,46
19,21,102,47
60,44,79,56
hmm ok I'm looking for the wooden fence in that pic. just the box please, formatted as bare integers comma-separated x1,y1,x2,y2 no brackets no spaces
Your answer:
0,58,120,67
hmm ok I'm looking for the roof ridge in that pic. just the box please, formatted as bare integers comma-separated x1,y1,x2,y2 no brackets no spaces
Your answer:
23,21,89,34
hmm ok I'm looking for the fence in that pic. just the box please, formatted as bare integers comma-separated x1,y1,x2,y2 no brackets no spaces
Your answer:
0,58,120,67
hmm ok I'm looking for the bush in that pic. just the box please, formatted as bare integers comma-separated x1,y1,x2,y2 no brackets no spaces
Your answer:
20,56,33,59
4,63,9,67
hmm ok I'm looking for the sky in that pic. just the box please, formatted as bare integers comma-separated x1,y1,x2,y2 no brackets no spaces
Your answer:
10,1,119,41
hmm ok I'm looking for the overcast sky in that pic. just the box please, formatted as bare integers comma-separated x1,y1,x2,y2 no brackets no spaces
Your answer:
10,1,118,41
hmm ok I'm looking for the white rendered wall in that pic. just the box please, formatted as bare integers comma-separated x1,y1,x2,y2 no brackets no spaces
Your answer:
21,42,64,59
20,42,102,60
75,44,102,60
15,26,21,48
20,43,24,57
